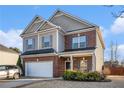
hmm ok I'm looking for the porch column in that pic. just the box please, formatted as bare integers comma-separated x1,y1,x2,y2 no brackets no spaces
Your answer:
92,54,96,71
70,55,73,70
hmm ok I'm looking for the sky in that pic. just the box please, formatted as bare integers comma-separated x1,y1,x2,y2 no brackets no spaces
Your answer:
0,5,124,61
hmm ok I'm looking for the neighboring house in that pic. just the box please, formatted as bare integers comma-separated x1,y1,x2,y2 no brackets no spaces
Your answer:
0,44,19,65
20,10,105,77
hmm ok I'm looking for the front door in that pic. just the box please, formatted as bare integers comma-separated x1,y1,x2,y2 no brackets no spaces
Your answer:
66,62,71,70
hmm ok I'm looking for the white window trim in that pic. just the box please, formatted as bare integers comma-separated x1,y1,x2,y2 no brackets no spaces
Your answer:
72,37,78,49
65,61,71,70
28,38,33,45
27,38,34,50
79,36,86,48
72,35,86,49
41,35,52,49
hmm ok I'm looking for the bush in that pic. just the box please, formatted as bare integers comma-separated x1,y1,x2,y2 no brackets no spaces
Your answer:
63,70,73,80
63,71,105,81
86,72,101,81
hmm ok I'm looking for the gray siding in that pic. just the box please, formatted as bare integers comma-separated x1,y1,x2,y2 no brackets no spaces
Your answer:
58,31,64,52
23,35,38,52
51,15,89,31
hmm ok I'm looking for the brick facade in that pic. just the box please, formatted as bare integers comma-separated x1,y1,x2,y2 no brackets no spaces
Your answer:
65,31,96,50
23,56,92,77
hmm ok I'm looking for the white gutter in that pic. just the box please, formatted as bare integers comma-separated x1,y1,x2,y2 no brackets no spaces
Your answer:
65,27,96,35
58,50,94,57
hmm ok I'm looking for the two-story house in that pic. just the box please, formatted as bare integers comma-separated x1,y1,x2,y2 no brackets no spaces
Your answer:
20,10,105,77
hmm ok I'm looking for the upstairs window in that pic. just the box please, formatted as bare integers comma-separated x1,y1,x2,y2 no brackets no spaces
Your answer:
79,36,86,48
72,36,86,49
72,37,78,49
42,35,52,48
27,38,34,49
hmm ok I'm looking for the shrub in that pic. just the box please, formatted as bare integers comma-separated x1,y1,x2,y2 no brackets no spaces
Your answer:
86,72,101,81
75,71,84,81
63,71,105,81
63,70,73,80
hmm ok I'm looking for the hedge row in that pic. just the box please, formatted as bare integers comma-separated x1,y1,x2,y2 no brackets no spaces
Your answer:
63,71,105,81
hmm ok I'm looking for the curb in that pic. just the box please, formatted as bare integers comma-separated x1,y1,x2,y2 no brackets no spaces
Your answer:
107,75,124,78
13,80,42,88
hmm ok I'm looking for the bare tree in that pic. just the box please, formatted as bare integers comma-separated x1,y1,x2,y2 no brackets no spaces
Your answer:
105,5,124,18
114,41,119,61
110,41,120,66
110,41,114,62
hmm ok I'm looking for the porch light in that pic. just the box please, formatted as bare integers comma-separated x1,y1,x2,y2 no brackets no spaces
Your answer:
83,57,85,60
67,58,70,61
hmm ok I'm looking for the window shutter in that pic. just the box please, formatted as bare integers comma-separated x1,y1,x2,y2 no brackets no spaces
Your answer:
50,35,52,47
26,39,28,49
86,35,88,47
42,36,44,48
33,38,35,49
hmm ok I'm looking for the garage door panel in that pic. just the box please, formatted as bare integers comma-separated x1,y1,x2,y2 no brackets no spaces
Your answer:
25,61,53,77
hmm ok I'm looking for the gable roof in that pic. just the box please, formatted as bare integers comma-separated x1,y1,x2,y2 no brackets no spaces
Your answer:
49,10,105,49
0,44,19,54
20,15,60,36
38,20,59,31
20,15,43,36
20,10,105,49
49,10,98,28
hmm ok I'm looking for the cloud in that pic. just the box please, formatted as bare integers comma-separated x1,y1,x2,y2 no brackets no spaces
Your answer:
110,16,124,34
0,29,23,51
102,15,124,61
101,15,124,38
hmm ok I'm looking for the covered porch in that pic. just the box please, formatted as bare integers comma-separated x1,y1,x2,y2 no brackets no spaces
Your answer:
58,51,96,76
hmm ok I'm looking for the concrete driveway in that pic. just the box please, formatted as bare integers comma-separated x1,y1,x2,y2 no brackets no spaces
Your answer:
22,76,124,88
0,77,53,88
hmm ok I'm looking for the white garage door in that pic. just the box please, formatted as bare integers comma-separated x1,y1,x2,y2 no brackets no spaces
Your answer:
25,61,53,77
